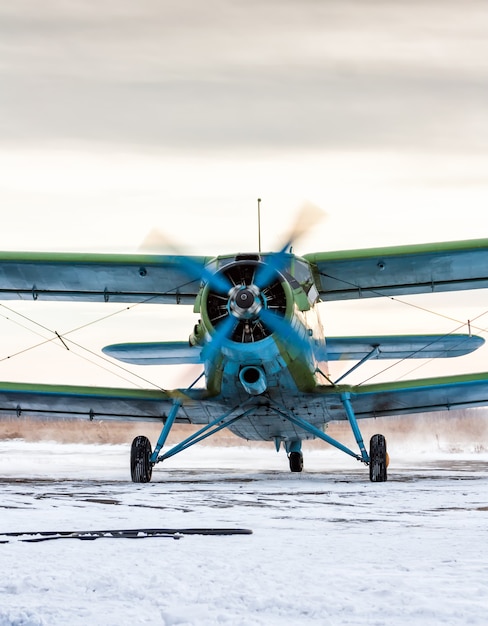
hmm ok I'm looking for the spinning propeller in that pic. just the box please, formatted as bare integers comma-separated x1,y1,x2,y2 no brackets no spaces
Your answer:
204,258,288,344
140,202,325,356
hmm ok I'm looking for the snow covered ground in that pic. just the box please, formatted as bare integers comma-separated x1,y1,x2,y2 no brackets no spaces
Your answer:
1,442,488,626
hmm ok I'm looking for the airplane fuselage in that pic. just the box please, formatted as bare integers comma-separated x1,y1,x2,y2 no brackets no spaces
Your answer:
190,253,329,442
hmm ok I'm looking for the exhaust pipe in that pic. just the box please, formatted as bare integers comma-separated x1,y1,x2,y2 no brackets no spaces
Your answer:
239,366,267,396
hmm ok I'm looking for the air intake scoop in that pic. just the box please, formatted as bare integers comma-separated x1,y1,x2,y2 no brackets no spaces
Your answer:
239,366,268,395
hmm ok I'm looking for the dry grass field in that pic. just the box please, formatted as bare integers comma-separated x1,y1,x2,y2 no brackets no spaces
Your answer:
0,410,487,454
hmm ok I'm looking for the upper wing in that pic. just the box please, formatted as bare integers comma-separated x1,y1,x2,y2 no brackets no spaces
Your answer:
304,238,488,301
0,251,210,304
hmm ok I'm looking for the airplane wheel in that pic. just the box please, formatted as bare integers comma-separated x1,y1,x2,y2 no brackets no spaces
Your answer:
131,436,153,483
369,434,387,482
289,451,304,473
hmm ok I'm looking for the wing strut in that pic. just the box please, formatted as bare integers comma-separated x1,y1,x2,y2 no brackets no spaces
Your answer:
149,396,372,470
150,399,182,464
131,392,381,482
340,392,369,463
266,399,369,463
334,347,380,384
152,401,256,465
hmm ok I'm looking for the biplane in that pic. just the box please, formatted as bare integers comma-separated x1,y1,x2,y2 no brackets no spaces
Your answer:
0,221,487,482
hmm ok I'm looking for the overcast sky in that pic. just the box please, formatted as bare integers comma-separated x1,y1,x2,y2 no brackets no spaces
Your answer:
1,0,487,153
0,1,488,388
1,0,487,254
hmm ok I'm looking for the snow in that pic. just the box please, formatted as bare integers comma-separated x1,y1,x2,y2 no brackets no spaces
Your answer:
1,442,488,625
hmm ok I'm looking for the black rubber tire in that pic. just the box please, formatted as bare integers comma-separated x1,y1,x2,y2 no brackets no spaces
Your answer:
289,451,304,473
131,436,153,483
369,434,388,482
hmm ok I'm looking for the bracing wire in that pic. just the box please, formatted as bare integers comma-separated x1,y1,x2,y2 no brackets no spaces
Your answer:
319,271,488,385
358,312,488,386
0,294,191,393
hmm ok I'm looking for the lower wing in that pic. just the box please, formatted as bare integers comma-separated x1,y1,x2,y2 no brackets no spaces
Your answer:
0,382,219,425
312,371,488,420
1,372,488,425
100,334,483,366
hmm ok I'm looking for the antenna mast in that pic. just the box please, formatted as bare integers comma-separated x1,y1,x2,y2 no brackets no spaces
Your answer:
257,198,262,253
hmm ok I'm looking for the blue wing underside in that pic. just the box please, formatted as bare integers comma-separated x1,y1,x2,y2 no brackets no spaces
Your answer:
304,238,488,300
0,239,487,303
101,334,484,365
0,251,208,304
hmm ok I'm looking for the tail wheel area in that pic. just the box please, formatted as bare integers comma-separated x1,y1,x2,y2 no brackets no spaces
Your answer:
131,435,153,483
289,451,304,473
369,434,388,482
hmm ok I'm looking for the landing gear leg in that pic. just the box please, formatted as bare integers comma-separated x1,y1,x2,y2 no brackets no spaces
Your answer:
267,398,388,482
131,435,153,483
369,434,388,482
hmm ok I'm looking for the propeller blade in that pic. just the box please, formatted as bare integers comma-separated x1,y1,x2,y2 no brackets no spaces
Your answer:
139,228,232,294
204,267,234,295
253,252,288,291
203,314,239,359
254,202,326,290
138,227,173,253
279,201,326,250
259,308,312,356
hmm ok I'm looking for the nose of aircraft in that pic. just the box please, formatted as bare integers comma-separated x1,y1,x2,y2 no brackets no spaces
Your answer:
228,284,263,320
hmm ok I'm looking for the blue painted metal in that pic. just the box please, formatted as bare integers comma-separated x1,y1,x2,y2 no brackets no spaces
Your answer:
268,400,365,462
304,238,488,301
340,392,369,463
260,307,312,357
150,363,207,461
150,400,182,463
326,334,483,361
102,341,203,365
103,333,483,367
239,366,267,395
202,314,239,361
156,405,256,463
285,440,302,454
